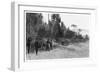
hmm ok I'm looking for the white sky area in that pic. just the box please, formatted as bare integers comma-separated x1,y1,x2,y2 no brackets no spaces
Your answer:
42,13,90,35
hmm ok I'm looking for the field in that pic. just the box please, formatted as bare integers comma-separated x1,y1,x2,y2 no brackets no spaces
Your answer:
26,41,89,60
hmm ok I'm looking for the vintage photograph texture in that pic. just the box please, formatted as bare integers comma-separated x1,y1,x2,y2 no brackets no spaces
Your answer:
26,12,89,60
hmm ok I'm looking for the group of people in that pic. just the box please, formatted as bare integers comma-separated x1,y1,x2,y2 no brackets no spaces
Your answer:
27,37,53,55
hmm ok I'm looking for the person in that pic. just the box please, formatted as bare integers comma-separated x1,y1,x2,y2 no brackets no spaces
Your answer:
46,39,52,51
34,39,40,55
49,39,52,50
27,37,32,54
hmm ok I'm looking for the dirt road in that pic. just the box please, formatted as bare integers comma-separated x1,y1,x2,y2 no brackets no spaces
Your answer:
26,41,89,60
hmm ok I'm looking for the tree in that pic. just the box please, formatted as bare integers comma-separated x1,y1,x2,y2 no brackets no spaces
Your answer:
51,14,61,22
65,27,76,39
60,22,67,37
78,29,82,35
37,25,46,38
50,14,62,38
26,13,43,39
85,34,89,40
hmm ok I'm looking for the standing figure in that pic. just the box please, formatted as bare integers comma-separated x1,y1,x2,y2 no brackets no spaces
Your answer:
34,40,39,55
27,37,32,54
49,39,52,50
46,39,51,51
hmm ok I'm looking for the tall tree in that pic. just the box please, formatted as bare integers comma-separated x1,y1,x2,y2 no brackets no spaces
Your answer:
26,13,43,39
51,14,62,38
60,22,67,37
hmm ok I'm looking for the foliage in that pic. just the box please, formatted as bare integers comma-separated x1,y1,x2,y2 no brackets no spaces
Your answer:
26,13,89,43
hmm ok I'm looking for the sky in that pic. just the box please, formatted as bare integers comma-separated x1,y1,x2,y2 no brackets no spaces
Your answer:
42,12,90,35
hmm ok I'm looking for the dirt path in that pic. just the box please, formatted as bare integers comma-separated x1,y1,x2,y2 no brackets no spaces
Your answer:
26,41,89,60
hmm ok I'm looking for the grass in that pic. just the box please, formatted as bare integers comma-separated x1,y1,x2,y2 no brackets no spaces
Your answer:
26,41,89,60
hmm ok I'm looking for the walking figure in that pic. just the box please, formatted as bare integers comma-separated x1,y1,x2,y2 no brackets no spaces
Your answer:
34,40,40,55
